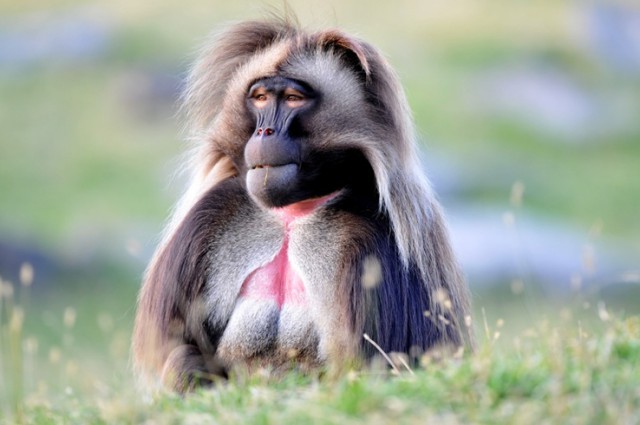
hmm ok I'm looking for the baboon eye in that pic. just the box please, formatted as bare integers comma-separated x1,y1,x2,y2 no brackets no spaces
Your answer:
284,89,305,106
250,89,269,107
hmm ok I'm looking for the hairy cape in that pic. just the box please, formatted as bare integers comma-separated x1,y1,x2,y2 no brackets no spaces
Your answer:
134,18,473,387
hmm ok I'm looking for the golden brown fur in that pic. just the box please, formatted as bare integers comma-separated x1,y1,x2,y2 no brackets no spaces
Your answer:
133,17,473,391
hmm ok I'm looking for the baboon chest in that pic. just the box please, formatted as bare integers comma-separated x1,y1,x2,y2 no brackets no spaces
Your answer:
214,214,341,366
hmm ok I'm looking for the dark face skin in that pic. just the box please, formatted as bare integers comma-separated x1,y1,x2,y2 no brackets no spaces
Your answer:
244,76,317,208
244,76,377,211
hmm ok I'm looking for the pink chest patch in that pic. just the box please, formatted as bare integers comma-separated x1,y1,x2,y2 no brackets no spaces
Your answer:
239,192,339,308
239,235,305,307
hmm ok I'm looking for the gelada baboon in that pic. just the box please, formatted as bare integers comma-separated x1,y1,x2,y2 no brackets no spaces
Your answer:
133,18,473,392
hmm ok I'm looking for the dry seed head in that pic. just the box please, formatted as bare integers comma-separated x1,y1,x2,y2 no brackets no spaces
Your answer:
434,288,449,304
597,301,610,322
464,315,473,328
502,211,516,227
49,347,62,364
1,282,14,298
20,262,34,287
386,397,408,413
389,352,410,370
369,354,391,372
510,279,524,294
453,346,464,359
66,361,79,377
9,307,24,332
364,333,401,375
24,337,38,354
63,307,76,328
420,353,432,368
421,345,450,363
510,180,525,207
257,367,271,379
361,255,383,289
434,288,453,312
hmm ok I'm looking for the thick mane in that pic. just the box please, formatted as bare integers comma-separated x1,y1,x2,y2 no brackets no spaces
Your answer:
182,19,298,133
180,18,472,345
337,36,470,334
134,18,473,393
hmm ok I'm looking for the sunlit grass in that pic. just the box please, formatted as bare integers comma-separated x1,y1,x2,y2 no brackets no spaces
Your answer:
1,1,640,246
2,270,639,424
1,1,640,423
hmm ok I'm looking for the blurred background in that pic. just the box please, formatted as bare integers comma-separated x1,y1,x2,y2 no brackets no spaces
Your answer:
1,0,639,399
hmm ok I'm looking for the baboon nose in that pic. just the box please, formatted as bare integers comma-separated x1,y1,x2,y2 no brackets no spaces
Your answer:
256,128,275,137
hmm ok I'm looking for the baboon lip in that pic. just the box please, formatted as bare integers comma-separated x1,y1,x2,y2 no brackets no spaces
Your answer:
251,163,297,170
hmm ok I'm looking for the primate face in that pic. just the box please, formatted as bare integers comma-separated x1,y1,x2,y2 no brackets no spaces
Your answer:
243,76,358,211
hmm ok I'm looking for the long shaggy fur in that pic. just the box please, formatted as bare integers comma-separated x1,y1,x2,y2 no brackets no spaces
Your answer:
133,18,473,390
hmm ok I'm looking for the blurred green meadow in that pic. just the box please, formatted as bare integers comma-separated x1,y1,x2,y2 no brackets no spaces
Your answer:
1,0,639,423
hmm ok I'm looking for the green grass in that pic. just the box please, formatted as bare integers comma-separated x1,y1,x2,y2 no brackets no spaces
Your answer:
2,287,639,424
2,1,640,424
2,1,640,246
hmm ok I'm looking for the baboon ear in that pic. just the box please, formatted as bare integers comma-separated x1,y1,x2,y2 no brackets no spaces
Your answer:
313,30,371,78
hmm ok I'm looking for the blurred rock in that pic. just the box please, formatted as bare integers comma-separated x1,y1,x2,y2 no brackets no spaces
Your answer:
0,238,59,287
468,68,601,141
0,7,112,69
586,3,640,74
446,206,634,292
421,147,525,199
115,69,183,123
